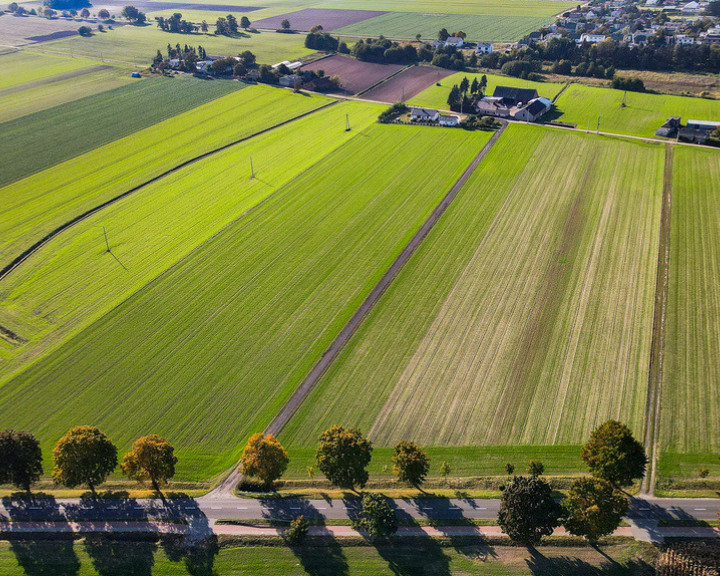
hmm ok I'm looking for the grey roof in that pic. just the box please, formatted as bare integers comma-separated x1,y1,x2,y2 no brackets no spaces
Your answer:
493,86,539,103
525,99,548,116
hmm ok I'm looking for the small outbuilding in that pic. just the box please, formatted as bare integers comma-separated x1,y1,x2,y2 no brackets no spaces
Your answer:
439,114,460,127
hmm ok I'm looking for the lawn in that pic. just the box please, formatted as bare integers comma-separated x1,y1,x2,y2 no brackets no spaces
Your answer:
282,125,663,462
0,85,329,271
0,75,243,187
0,125,486,481
0,101,382,384
28,24,314,67
410,72,564,110
0,65,134,123
0,50,99,91
335,13,562,42
555,83,720,137
0,539,656,576
660,146,720,468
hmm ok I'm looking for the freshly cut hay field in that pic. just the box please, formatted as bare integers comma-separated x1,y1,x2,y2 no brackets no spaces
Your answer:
0,85,329,270
0,75,243,187
0,51,98,91
411,72,564,109
0,101,382,381
0,65,134,123
555,83,720,137
30,25,313,66
0,125,484,481
336,12,560,42
661,147,720,460
283,125,663,454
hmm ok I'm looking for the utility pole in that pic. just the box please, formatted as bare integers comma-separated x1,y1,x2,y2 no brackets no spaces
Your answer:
101,226,110,252
249,156,255,179
596,115,601,135
345,113,351,132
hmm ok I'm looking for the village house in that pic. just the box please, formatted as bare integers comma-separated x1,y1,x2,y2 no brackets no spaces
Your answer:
475,42,494,54
279,74,303,87
444,36,465,48
411,107,440,122
511,97,552,122
579,33,607,43
439,114,461,126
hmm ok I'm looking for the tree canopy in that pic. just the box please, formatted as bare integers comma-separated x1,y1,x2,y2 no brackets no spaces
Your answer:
241,433,289,487
392,441,430,488
582,420,646,487
52,426,117,495
121,434,177,494
315,425,372,491
0,430,43,492
498,475,562,545
353,493,397,539
563,477,629,542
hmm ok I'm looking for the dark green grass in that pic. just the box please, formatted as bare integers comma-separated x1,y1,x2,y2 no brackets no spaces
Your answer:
0,75,242,187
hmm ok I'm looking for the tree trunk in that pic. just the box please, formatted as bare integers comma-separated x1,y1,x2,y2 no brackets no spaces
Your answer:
89,482,96,499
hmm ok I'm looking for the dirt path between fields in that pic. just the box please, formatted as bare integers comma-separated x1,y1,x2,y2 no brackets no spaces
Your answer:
210,122,508,497
0,102,335,282
641,144,673,496
0,65,114,97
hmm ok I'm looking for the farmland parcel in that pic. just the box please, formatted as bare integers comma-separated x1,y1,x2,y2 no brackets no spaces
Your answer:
282,125,664,470
0,125,487,480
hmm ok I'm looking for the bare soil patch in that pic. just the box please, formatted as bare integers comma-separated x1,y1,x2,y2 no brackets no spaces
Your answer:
251,8,387,32
301,54,404,95
362,65,454,103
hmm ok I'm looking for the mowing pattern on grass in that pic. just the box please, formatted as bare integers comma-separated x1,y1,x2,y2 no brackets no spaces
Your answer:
283,125,663,450
0,102,382,382
0,75,243,187
250,8,388,31
0,51,98,91
0,125,483,481
661,146,720,455
555,84,720,138
410,72,564,110
317,0,575,17
336,12,560,42
0,86,328,271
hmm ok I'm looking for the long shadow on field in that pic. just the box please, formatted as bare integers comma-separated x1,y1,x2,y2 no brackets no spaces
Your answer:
289,538,350,576
83,534,157,576
525,546,654,576
160,533,219,576
8,536,81,576
374,536,453,576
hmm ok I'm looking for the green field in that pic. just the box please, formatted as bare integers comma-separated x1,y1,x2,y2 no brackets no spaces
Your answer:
336,13,562,42
0,539,655,576
0,75,243,187
411,72,564,110
0,101,381,382
0,65,134,123
28,25,313,67
315,0,574,16
0,51,99,91
661,146,720,469
0,85,328,270
0,125,486,481
283,126,663,460
555,83,720,137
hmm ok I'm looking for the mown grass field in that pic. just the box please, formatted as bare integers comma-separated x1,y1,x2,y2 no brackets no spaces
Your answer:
0,65,134,123
0,75,242,187
315,0,575,16
411,72,564,109
555,83,720,137
0,85,328,270
283,126,663,463
660,146,720,472
0,539,656,576
0,125,485,481
0,101,382,382
0,51,98,91
336,13,562,42
29,25,313,67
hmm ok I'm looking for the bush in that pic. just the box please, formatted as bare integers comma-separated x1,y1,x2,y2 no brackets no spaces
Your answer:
461,115,501,131
305,32,339,51
611,75,645,92
338,41,350,54
378,103,408,123
77,25,92,36
500,59,539,78
284,515,310,545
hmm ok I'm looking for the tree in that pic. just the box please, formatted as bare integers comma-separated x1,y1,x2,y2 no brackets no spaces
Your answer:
581,420,646,487
240,16,250,29
459,75,470,95
353,493,397,539
44,7,56,17
237,50,255,67
447,84,462,110
438,28,450,41
498,475,562,545
225,14,237,32
563,477,629,542
470,77,479,95
315,426,372,491
454,30,467,39
479,74,487,92
338,41,349,54
392,441,429,488
284,515,310,545
121,434,177,494
200,19,208,32
8,2,18,11
98,8,109,19
240,433,289,488
121,5,145,23
309,24,323,33
0,430,43,493
440,461,451,482
527,460,544,477
52,426,117,496
281,19,290,30
233,62,247,76
505,463,515,475
80,7,89,18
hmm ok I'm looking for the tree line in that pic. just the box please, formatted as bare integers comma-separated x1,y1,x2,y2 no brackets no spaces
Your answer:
0,427,177,497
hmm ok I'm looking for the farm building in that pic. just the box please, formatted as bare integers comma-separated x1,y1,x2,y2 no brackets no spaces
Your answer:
656,116,681,137
475,42,494,54
493,86,539,107
411,107,440,122
439,114,461,126
279,74,303,87
476,97,512,117
512,97,552,122
444,36,465,48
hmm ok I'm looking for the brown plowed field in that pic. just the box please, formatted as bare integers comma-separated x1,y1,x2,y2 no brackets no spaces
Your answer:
251,8,387,31
301,55,404,95
362,65,455,103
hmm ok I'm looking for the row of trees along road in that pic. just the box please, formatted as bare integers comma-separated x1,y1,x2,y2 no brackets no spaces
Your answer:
0,427,177,496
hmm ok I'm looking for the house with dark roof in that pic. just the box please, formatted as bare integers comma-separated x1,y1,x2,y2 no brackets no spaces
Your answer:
512,97,552,122
492,86,539,107
411,107,440,122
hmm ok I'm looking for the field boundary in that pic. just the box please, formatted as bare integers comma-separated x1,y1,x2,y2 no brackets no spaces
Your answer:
0,100,336,281
642,143,673,495
0,64,114,98
356,64,411,97
209,122,508,497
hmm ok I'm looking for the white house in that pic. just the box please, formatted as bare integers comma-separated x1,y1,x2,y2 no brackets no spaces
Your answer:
681,1,700,12
444,36,465,48
675,33,695,44
439,114,460,126
578,33,607,43
195,60,213,73
475,42,493,54
279,74,303,87
511,97,552,122
411,107,440,122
